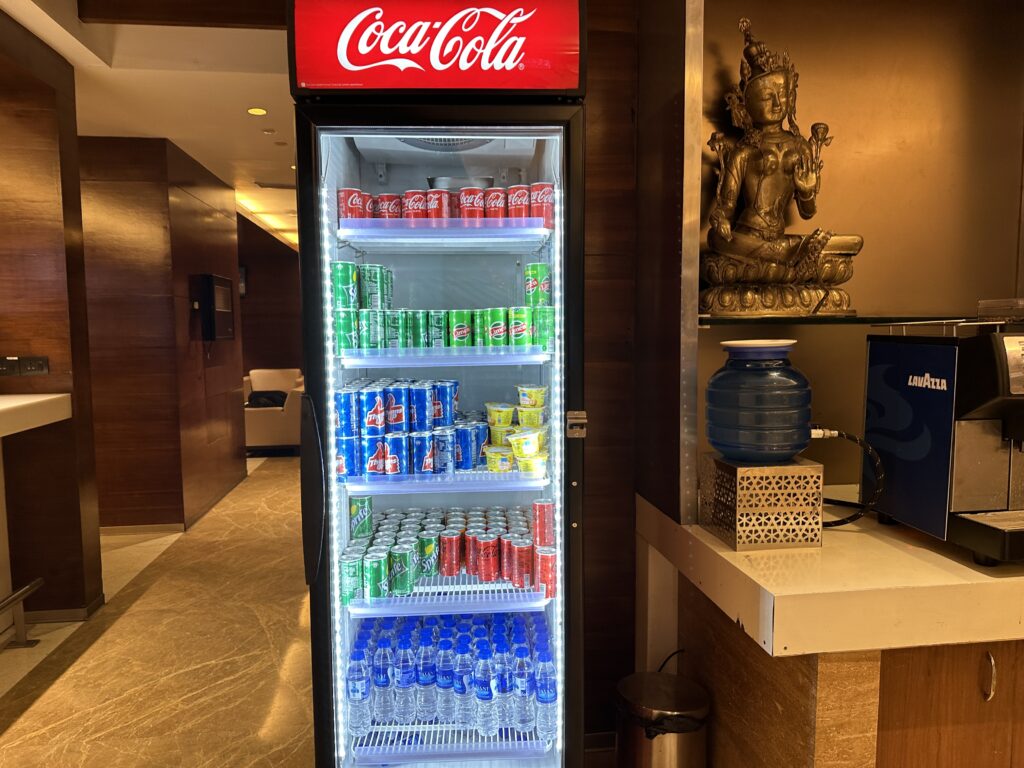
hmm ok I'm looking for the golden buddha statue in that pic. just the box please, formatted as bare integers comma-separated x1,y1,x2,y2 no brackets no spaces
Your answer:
701,19,862,316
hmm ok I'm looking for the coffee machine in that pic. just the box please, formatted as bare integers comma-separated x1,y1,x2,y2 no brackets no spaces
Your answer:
864,323,1024,564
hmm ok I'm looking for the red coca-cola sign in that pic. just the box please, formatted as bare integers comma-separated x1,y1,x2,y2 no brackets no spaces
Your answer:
292,1,581,91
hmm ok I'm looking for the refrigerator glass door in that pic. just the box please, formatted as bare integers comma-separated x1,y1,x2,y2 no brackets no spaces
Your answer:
317,125,566,767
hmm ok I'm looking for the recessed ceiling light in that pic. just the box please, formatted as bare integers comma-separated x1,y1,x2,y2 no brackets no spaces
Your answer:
247,107,268,116
290,165,296,170
263,128,277,135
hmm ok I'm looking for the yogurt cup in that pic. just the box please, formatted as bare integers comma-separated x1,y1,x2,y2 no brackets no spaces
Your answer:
507,429,543,459
485,402,516,427
517,406,547,428
490,425,516,447
517,453,548,477
516,384,548,408
485,446,515,473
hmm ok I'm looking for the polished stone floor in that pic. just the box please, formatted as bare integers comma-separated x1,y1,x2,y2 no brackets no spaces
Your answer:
0,458,313,766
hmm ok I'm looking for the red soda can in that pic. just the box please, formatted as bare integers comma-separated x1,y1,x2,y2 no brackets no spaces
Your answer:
512,537,534,589
534,546,557,598
450,191,460,217
484,187,507,218
530,182,555,228
532,499,556,547
426,189,451,221
477,533,500,582
337,188,364,220
507,185,530,219
440,529,462,577
465,527,485,576
459,187,484,224
362,192,376,218
501,533,518,582
402,189,427,218
377,193,401,219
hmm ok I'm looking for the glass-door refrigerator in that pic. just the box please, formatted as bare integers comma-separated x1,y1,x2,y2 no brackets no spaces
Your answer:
289,4,585,767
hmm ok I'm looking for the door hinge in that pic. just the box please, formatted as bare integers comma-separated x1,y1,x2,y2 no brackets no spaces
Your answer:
567,411,588,439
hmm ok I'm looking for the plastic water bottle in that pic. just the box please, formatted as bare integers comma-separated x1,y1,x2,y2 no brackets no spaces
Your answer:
474,647,499,737
435,639,456,723
372,637,395,724
534,650,558,741
415,635,437,722
346,649,372,737
511,646,536,733
393,637,418,724
492,638,513,729
453,639,476,728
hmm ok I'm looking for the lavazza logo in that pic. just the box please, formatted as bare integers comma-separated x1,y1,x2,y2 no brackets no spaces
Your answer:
336,6,535,73
907,372,949,391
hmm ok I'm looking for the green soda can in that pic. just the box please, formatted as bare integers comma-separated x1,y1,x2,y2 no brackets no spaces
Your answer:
524,262,551,307
385,309,407,349
334,308,359,352
349,496,373,539
408,310,430,348
389,544,415,596
359,264,386,309
363,552,389,598
448,309,473,347
534,306,556,351
417,531,440,578
397,534,420,580
340,551,363,605
428,310,447,348
331,261,360,308
401,309,416,348
484,307,508,347
358,309,384,349
472,309,486,347
508,307,533,347
383,267,394,309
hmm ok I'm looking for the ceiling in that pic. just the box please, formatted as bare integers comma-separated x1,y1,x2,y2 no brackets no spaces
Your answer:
0,0,299,247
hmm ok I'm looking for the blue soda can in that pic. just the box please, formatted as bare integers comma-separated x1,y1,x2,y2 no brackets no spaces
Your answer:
360,435,387,475
433,428,456,475
408,383,434,432
471,421,489,464
454,424,476,470
432,381,457,427
384,385,410,434
410,431,435,474
336,437,360,477
383,433,409,475
334,389,359,438
358,387,387,437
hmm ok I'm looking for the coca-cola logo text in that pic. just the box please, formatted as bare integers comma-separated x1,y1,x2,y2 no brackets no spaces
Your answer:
379,197,401,215
508,188,530,207
531,186,554,205
460,191,484,209
485,191,506,207
403,195,426,211
337,7,535,74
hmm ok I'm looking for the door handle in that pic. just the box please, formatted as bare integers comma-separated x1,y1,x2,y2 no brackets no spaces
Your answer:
300,393,327,586
981,651,997,702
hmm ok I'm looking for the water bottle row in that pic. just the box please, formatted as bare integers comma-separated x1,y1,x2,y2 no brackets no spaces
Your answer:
356,612,548,659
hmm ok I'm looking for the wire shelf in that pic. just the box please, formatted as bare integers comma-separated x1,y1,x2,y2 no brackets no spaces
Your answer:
352,723,551,765
344,471,549,496
335,346,551,370
347,573,551,617
337,218,551,261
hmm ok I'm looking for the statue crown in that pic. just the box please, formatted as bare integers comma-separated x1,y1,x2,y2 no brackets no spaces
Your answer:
738,18,793,87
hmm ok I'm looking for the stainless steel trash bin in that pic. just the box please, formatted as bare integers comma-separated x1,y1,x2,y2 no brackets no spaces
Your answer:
615,672,709,768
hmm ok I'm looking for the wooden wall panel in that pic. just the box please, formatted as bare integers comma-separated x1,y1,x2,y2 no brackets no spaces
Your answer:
78,0,286,29
237,215,303,374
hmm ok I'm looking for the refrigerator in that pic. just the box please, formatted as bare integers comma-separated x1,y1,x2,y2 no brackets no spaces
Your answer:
289,3,585,767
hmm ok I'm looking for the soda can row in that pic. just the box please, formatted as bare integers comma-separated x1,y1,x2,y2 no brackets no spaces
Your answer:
334,379,459,438
329,262,394,312
449,306,555,350
336,427,463,477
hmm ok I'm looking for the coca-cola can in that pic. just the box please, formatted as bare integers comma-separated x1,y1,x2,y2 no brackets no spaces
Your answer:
507,184,530,219
377,193,401,219
402,189,427,219
338,187,364,220
530,182,555,228
459,187,484,224
477,533,500,583
439,529,462,577
449,191,460,217
532,499,556,547
484,187,507,219
500,533,518,582
362,192,376,218
464,526,485,576
512,537,534,589
534,546,557,598
426,189,451,223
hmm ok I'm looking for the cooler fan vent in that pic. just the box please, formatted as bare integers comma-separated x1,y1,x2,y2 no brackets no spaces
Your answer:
398,138,493,152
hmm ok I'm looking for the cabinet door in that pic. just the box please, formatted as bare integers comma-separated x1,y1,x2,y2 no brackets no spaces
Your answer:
877,641,1017,768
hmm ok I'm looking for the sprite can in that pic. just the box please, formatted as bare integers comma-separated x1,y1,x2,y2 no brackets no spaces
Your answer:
331,261,360,309
417,531,439,578
401,309,416,348
397,534,421,580
359,264,386,309
363,552,389,598
385,310,407,349
334,309,359,352
408,310,430,348
508,307,533,347
340,551,363,605
428,310,447,348
524,262,551,307
349,496,373,539
389,544,415,596
484,308,508,347
472,309,486,347
358,309,385,349
534,306,556,352
449,309,473,347
383,267,394,309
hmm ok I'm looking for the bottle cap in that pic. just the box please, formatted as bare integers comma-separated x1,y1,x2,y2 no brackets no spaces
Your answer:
495,638,510,653
478,648,492,660
439,628,454,639
399,638,412,650
515,646,530,659
438,639,453,650
379,637,392,649
473,627,487,638
538,650,552,662
351,649,365,661
424,616,439,626
419,634,432,646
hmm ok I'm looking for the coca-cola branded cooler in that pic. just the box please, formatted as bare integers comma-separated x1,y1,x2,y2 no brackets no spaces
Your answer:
289,2,585,766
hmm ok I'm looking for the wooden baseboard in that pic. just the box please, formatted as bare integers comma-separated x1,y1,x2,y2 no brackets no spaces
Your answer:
100,523,185,535
27,592,104,623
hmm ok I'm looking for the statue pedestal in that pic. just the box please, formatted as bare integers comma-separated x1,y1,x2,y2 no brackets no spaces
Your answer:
700,284,854,317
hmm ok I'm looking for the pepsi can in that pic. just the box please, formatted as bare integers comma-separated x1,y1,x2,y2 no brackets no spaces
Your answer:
410,431,435,474
433,428,456,475
432,381,457,427
384,385,409,434
336,436,360,477
334,389,359,438
471,421,489,464
408,383,434,432
360,435,387,475
384,433,409,475
358,387,386,437
455,424,476,470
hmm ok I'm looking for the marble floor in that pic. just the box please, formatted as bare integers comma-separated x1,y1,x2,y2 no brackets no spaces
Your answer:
0,458,313,766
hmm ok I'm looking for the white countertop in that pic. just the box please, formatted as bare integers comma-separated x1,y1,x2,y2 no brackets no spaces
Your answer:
638,497,1024,657
0,394,72,438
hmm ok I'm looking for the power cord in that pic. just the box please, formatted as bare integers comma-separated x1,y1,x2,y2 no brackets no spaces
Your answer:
809,425,886,528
